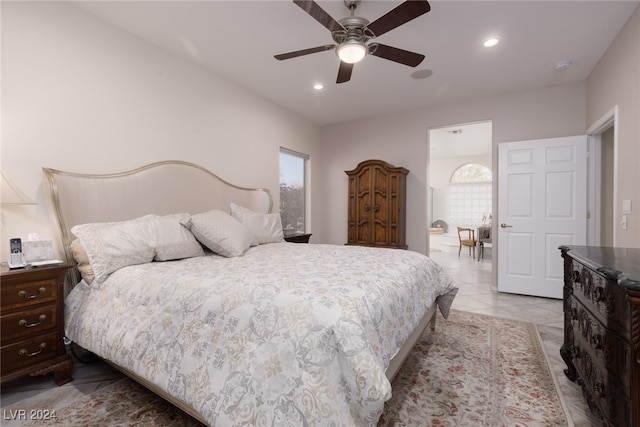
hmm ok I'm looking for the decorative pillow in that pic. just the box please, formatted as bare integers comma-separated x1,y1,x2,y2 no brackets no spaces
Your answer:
71,215,156,283
70,239,95,285
151,214,204,261
182,210,255,257
229,203,284,245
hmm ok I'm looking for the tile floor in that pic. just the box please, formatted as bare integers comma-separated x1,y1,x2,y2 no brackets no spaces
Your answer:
1,251,598,426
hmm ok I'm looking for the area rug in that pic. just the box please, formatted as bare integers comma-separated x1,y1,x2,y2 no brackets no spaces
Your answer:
23,310,571,426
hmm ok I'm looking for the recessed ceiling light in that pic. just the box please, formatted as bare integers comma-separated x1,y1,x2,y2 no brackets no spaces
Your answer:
554,61,572,70
313,83,324,90
483,38,499,47
411,69,433,79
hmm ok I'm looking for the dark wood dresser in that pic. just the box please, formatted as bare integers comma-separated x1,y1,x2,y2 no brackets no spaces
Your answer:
559,246,640,427
1,264,73,385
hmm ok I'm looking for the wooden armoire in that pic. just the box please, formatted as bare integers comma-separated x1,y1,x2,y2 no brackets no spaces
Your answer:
345,159,409,249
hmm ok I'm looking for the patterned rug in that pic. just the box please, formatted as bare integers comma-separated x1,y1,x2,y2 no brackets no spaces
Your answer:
24,310,570,426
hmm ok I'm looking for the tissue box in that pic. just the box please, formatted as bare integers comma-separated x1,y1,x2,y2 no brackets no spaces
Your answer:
23,240,55,263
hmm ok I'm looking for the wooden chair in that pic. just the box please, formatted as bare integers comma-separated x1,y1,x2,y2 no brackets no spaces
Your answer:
457,227,477,258
477,226,491,261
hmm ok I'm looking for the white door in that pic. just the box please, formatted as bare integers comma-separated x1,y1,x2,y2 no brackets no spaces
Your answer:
498,136,587,298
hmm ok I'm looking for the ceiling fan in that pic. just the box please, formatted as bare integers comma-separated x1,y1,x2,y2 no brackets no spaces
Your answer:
274,0,431,84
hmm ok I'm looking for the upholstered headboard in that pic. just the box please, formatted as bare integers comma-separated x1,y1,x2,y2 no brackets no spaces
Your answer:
43,160,273,289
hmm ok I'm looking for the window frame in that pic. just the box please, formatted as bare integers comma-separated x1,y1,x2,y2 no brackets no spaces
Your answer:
279,147,309,234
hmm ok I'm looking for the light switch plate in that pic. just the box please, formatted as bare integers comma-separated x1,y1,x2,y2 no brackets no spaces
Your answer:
622,199,632,214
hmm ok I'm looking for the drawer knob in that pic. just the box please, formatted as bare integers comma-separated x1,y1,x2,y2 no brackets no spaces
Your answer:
18,342,47,357
18,314,47,328
18,287,46,299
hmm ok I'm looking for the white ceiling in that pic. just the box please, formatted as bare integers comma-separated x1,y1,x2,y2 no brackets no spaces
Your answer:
430,121,492,159
72,0,638,127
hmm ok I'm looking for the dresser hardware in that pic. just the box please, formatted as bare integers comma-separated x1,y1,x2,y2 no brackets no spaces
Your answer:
594,382,605,397
590,334,602,350
19,314,47,328
18,287,46,299
364,204,370,212
19,342,47,357
373,204,380,212
572,270,581,284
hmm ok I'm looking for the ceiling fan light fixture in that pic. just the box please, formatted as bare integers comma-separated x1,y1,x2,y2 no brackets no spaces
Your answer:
336,40,367,64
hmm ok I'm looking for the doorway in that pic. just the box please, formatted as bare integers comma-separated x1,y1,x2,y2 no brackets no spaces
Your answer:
587,106,618,246
427,121,493,270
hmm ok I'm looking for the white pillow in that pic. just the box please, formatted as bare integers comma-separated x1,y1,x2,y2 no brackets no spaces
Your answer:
71,215,156,283
183,210,255,257
229,203,284,245
151,214,204,261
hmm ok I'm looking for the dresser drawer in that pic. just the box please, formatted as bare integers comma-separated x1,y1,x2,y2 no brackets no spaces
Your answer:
568,297,631,390
1,305,57,345
569,261,628,334
573,341,633,426
1,278,58,311
1,333,60,376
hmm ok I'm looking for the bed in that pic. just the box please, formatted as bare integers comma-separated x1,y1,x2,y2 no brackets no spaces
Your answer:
42,161,458,426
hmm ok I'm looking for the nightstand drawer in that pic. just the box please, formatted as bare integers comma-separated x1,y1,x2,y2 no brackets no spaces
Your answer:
1,278,58,311
1,333,60,375
1,305,57,345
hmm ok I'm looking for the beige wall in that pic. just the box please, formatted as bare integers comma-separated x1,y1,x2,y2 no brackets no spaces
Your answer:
316,82,587,253
587,5,640,248
0,2,321,259
3,2,636,263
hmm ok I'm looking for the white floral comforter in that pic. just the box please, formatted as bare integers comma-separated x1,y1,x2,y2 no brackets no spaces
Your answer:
65,243,457,426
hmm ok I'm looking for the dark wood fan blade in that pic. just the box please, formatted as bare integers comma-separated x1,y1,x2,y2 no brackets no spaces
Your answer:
369,43,425,67
274,44,335,60
336,61,354,84
293,0,345,32
366,0,430,37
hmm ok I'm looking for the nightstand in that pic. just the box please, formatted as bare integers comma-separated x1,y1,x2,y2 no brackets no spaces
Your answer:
1,264,73,385
284,233,312,243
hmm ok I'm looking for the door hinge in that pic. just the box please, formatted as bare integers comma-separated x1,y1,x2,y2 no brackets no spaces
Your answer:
587,150,591,158
587,210,591,219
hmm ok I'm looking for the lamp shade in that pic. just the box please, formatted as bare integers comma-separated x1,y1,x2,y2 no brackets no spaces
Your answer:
1,170,36,205
336,41,367,64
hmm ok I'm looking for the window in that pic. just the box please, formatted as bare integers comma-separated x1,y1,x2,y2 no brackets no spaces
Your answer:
279,149,308,234
448,163,492,227
450,163,492,183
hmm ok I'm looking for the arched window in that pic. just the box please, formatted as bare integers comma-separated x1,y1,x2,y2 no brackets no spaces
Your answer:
450,163,492,183
448,163,492,227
